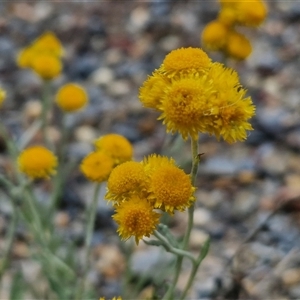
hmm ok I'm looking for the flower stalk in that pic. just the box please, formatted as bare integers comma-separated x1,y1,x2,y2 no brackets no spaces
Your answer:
162,138,200,300
41,80,52,147
76,183,102,300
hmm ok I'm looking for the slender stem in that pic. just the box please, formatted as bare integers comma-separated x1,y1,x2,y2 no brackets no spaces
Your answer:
0,198,17,280
75,183,101,300
190,138,200,186
23,184,48,247
0,123,19,164
0,174,15,191
154,231,196,263
41,80,51,147
182,138,199,249
121,239,135,299
18,119,42,150
163,138,199,300
180,238,210,300
59,114,68,160
50,114,69,213
179,262,198,300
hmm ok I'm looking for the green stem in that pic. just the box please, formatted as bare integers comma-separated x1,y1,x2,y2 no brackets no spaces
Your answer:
0,196,17,280
121,240,133,298
41,80,52,147
0,123,19,164
0,122,76,284
75,183,101,300
182,138,199,249
0,122,25,188
50,114,69,213
180,238,210,300
18,119,42,150
23,183,48,247
163,138,199,300
154,231,195,263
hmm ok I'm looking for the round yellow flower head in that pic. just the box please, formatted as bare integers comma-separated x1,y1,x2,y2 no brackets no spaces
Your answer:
106,161,147,203
113,195,160,244
205,63,255,143
143,154,175,174
143,155,195,214
33,31,64,57
18,146,57,179
17,32,64,70
160,47,212,78
31,54,62,80
158,75,210,140
218,0,267,27
201,20,229,51
80,151,114,183
0,88,6,107
55,83,88,113
236,0,267,27
218,6,237,26
225,30,252,60
94,134,133,165
139,70,170,110
17,47,35,68
156,61,255,142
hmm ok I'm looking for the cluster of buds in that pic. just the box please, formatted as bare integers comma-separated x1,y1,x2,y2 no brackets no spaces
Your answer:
17,31,64,80
201,0,267,60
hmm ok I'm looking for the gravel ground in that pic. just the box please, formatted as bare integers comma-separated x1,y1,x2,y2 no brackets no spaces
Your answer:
1,1,300,299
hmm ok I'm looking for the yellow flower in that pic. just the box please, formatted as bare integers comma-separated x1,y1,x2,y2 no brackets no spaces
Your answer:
139,47,255,142
0,89,6,107
204,63,255,143
201,20,229,51
18,146,57,179
113,195,160,244
156,62,255,142
218,6,237,26
225,30,252,60
55,83,88,113
158,76,210,140
94,134,133,165
31,54,62,80
33,31,64,57
143,155,195,214
17,47,35,68
159,47,212,78
139,70,170,110
236,0,267,27
80,151,114,182
106,161,147,203
17,32,64,69
218,0,267,27
143,154,175,174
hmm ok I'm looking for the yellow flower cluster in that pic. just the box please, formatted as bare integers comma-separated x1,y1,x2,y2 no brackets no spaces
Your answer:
139,47,255,143
17,31,64,80
55,83,88,113
18,145,57,179
201,0,267,60
106,154,195,244
80,134,133,183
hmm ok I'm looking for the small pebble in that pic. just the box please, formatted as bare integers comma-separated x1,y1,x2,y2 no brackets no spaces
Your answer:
54,211,70,228
281,268,300,286
193,208,212,227
189,229,209,249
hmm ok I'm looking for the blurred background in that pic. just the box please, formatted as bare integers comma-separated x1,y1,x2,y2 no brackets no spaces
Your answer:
1,0,300,299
